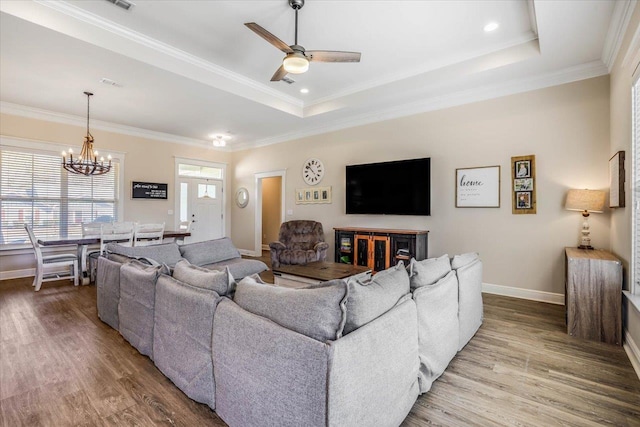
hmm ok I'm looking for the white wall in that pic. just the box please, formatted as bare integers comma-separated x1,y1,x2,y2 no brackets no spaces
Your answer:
609,5,640,352
231,76,611,297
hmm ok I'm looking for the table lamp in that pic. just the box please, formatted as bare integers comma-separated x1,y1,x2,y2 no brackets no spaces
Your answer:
565,189,606,249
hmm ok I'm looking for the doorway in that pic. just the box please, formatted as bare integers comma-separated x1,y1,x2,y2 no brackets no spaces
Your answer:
254,170,286,256
179,178,223,243
175,158,226,243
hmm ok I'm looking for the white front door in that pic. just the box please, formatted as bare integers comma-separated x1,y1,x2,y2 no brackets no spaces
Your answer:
179,178,223,243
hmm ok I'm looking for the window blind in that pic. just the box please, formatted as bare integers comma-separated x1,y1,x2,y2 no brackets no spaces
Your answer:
0,147,119,245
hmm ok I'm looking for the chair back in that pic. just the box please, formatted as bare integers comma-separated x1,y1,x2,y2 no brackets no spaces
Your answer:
134,222,165,246
81,222,103,238
24,224,44,265
278,220,325,250
100,222,134,254
179,220,193,232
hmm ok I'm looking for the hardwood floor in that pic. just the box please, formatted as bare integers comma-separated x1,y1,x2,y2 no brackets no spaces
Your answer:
1,272,639,426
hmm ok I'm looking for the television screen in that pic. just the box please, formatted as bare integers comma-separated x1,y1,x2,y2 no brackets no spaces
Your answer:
346,158,431,215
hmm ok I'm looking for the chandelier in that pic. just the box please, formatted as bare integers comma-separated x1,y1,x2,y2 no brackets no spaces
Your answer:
62,91,111,176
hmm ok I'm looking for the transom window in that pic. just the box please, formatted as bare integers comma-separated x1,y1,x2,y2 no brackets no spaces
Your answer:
0,140,122,245
178,164,223,179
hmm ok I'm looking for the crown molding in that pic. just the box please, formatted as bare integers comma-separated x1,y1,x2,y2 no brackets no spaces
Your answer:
602,0,637,71
3,0,302,116
232,60,609,151
2,60,608,154
0,101,231,151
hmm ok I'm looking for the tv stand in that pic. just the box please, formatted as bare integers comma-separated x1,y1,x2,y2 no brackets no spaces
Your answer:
334,227,429,273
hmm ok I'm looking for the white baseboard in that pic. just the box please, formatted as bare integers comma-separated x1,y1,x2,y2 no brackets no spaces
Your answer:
261,244,269,251
624,329,640,381
0,268,35,280
238,249,260,257
482,282,564,305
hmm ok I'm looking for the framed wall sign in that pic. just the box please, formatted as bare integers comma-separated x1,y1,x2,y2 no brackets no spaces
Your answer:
132,181,168,199
455,166,501,208
609,151,625,208
511,155,536,214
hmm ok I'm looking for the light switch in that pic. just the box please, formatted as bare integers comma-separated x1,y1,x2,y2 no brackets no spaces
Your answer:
287,209,293,216
168,210,174,215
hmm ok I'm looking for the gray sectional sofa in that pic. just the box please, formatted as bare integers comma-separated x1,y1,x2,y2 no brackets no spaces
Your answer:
95,245,483,427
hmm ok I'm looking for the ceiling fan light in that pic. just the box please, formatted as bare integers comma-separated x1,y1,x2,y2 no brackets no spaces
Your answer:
283,53,309,74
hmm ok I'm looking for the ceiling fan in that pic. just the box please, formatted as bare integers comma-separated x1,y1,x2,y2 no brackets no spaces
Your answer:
245,0,361,82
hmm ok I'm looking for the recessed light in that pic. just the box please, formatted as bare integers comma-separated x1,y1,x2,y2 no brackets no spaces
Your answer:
300,88,309,94
484,22,499,32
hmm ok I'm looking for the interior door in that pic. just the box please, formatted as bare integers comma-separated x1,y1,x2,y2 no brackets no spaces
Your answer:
179,178,222,243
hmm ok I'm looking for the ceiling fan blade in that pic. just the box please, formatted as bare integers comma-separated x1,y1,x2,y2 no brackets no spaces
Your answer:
245,22,293,54
307,50,361,63
270,65,288,82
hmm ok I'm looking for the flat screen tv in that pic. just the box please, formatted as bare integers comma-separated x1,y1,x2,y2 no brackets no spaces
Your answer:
346,158,431,215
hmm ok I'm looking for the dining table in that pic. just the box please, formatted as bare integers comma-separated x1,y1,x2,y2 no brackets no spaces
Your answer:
38,230,191,285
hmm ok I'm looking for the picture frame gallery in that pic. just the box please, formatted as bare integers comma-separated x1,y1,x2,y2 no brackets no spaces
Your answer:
295,186,332,204
511,154,536,214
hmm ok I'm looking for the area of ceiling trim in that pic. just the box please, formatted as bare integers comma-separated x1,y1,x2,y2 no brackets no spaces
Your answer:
0,101,229,151
602,0,637,71
234,60,610,151
0,59,608,154
1,0,304,116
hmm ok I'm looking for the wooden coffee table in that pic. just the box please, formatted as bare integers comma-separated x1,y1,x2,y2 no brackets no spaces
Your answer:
272,261,372,288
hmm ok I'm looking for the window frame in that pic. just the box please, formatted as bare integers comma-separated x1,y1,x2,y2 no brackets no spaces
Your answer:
0,136,125,249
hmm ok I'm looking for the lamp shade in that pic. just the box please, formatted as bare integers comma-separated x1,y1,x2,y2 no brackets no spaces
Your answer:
565,189,606,213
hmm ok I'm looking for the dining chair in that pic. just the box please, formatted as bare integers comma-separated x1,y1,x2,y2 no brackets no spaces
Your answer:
24,224,79,291
133,222,166,246
81,221,104,277
89,221,135,281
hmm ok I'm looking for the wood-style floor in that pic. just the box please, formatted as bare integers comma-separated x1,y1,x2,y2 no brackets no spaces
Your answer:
1,269,639,426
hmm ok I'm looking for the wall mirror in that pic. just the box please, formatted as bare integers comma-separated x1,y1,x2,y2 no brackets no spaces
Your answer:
235,187,249,208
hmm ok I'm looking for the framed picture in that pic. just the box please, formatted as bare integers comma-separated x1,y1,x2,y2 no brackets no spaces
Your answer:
455,165,500,208
515,160,531,178
609,151,625,208
511,155,536,214
514,178,533,191
296,186,332,204
515,191,532,209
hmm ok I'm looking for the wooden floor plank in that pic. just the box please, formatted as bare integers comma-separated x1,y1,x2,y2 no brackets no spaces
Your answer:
1,271,639,426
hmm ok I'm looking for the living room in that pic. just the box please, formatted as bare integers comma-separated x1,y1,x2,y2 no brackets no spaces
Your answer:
1,1,639,425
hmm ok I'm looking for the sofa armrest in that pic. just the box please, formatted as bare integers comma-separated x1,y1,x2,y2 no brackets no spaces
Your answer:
327,296,419,427
212,299,329,427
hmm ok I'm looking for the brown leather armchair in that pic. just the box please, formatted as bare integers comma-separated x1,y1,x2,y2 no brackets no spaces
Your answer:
269,220,329,268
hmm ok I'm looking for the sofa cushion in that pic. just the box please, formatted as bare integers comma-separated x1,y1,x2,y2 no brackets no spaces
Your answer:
153,274,221,409
106,242,183,267
96,256,122,330
201,257,268,280
408,255,451,289
234,274,348,342
344,262,410,335
106,252,135,265
172,259,236,296
179,237,240,266
451,252,479,270
412,270,459,393
118,260,169,358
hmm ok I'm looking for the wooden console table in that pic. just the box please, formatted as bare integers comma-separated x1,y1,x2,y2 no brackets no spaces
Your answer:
565,248,623,345
334,227,428,272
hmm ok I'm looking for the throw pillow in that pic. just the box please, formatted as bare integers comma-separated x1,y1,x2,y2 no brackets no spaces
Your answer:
178,237,240,267
451,252,479,270
344,261,410,334
172,259,236,296
105,242,183,267
408,254,451,289
233,274,348,342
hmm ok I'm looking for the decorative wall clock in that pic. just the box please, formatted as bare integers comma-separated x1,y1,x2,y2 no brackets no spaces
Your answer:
303,158,324,185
